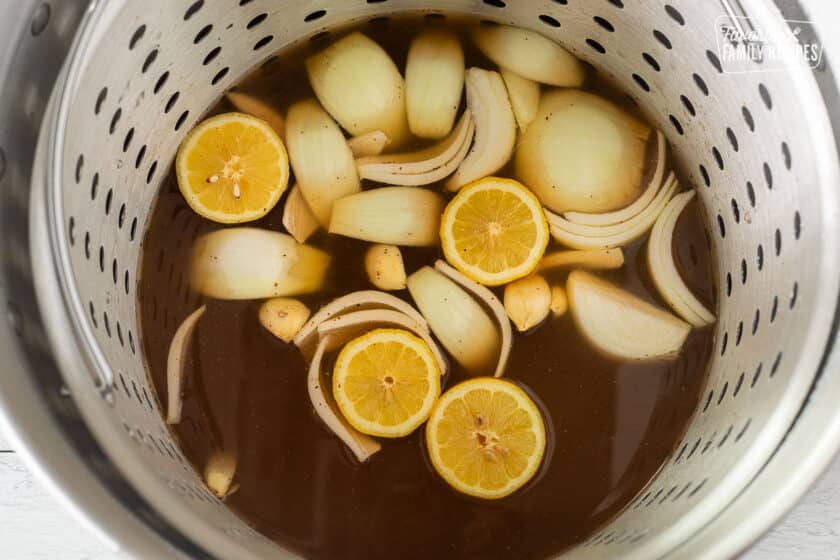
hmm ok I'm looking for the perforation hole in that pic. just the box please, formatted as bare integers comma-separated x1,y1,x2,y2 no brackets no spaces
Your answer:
309,31,331,43
669,115,683,135
147,161,158,184
129,24,146,50
304,9,327,22
74,155,84,184
109,108,122,134
693,73,708,95
112,258,118,285
717,381,728,404
653,29,672,49
593,16,614,32
740,258,747,285
142,49,158,73
135,145,146,169
247,13,268,29
118,204,126,228
607,0,624,7
763,162,773,190
154,72,169,94
203,46,221,65
680,94,695,116
742,106,755,131
122,128,134,152
782,142,792,169
587,39,606,54
770,295,779,323
686,437,702,459
84,232,91,259
775,228,782,256
128,329,135,354
706,50,723,73
95,88,107,115
718,425,733,447
746,181,756,207
165,91,179,113
130,217,138,241
726,127,739,151
124,269,131,295
194,24,212,44
712,147,724,170
790,282,799,309
699,164,710,187
735,321,743,346
642,53,660,72
758,83,773,109
90,173,98,200
688,478,708,498
98,246,105,273
664,4,685,25
794,211,802,240
254,35,274,50
735,419,752,443
105,189,113,215
716,214,725,239
702,390,714,413
211,67,229,85
725,272,732,297
184,0,203,20
751,363,763,388
175,111,190,131
539,14,561,28
89,301,98,328
751,309,760,335
103,312,111,338
720,332,728,356
756,244,764,271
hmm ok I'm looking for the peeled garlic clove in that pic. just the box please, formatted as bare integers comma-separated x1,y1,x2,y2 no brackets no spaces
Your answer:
538,248,625,271
550,285,568,317
365,244,407,291
205,451,237,499
309,334,382,462
282,183,319,244
286,99,360,227
348,130,390,157
259,298,311,343
189,228,331,299
504,275,551,332
567,270,690,361
356,111,474,186
306,32,410,147
647,190,716,327
501,70,540,132
294,290,429,360
473,24,584,87
329,187,443,246
167,305,206,424
226,91,286,137
406,30,465,140
446,68,517,191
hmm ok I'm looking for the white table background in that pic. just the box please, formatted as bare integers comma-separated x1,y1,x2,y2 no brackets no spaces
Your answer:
0,425,837,559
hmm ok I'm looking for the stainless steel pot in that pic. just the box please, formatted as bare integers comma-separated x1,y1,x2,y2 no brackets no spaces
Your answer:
1,0,839,558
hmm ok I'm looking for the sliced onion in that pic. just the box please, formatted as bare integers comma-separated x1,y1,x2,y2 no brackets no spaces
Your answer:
167,305,206,425
356,111,474,186
647,190,716,327
308,334,382,462
348,130,390,158
564,130,667,226
538,248,625,271
501,70,540,132
504,274,551,332
365,244,407,291
329,187,443,246
306,32,409,147
434,260,513,378
567,270,690,361
189,228,331,299
472,24,584,87
204,450,237,499
545,175,677,249
282,183,319,244
406,30,465,139
516,90,652,213
226,92,285,137
285,99,360,226
294,290,428,360
446,68,517,191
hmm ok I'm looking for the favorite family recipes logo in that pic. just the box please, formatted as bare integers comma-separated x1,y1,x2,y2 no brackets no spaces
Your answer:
714,16,823,73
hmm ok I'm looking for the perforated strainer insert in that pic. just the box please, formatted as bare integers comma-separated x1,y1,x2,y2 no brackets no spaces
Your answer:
26,0,840,558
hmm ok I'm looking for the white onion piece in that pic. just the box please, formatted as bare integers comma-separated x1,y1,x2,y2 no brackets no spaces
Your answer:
434,260,513,379
258,298,311,343
226,92,285,137
567,270,690,361
501,70,540,132
446,68,517,191
189,228,331,299
365,244,407,291
406,30,465,139
204,451,237,499
308,334,382,462
356,112,474,186
546,175,677,249
294,290,428,360
329,187,443,246
538,248,625,271
166,305,206,424
317,309,448,376
286,99,360,226
472,24,584,87
564,131,667,226
516,90,651,213
504,274,551,332
348,130,390,157
306,32,409,147
407,266,499,374
282,183,319,244
647,190,716,327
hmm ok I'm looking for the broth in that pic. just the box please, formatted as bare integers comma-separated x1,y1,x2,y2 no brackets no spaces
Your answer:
140,16,715,560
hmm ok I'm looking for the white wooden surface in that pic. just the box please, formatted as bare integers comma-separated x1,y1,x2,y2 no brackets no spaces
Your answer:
0,426,837,559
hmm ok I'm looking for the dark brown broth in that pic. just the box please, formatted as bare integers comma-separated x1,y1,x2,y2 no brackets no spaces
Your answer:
139,17,715,560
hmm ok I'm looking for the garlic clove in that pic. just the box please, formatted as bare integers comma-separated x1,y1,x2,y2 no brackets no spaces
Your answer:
258,298,311,343
167,305,206,425
504,275,551,332
348,130,391,157
406,30,465,139
365,244,407,291
204,450,237,499
550,285,568,317
501,70,540,132
226,92,285,137
282,183,320,244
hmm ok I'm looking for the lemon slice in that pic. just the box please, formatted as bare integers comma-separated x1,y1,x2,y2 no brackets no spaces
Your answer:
176,112,289,224
426,377,546,499
332,328,441,438
441,177,549,286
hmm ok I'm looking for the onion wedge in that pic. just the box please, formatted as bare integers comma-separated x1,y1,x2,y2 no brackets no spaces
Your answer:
166,305,206,424
285,99,360,227
434,260,513,378
294,290,428,360
564,131,667,226
501,70,540,132
647,190,716,327
545,175,678,249
226,92,285,137
282,184,319,244
356,112,474,186
329,187,443,246
472,24,584,87
348,131,390,158
538,248,625,272
446,68,517,191
308,334,382,462
189,228,331,299
567,270,690,361
406,30,465,139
